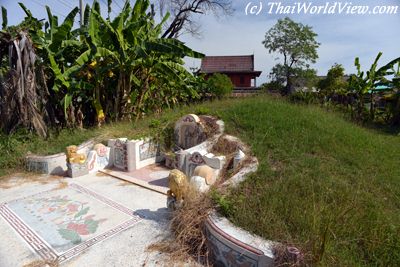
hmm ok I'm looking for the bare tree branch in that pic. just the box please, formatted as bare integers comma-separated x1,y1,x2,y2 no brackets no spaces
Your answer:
159,0,233,39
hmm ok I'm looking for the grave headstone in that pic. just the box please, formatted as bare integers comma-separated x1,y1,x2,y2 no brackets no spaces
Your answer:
174,114,206,150
110,138,128,171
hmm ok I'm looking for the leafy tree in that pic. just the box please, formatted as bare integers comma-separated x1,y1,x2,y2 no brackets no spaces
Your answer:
263,17,320,95
207,73,233,99
55,0,203,123
318,63,348,101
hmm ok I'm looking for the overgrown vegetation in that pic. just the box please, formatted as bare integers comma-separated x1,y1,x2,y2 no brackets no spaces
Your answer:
149,190,214,265
287,54,400,128
0,0,214,137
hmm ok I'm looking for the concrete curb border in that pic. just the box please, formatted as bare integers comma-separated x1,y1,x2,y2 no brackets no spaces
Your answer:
205,212,274,267
25,140,94,176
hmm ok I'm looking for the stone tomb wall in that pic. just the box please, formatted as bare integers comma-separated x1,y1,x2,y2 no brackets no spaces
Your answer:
108,138,162,172
86,144,112,174
26,140,94,176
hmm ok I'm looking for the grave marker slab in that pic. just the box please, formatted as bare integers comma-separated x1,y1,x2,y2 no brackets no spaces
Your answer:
174,114,206,150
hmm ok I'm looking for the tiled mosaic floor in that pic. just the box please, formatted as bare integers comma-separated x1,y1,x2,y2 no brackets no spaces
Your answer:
0,183,141,264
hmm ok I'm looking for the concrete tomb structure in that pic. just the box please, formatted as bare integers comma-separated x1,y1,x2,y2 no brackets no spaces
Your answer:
66,145,89,178
170,114,227,195
87,144,112,173
108,138,162,173
23,113,277,266
166,114,279,266
62,137,162,179
174,114,206,150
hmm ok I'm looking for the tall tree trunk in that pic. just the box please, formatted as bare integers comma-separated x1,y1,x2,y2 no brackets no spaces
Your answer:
134,75,150,122
114,71,124,120
285,67,293,95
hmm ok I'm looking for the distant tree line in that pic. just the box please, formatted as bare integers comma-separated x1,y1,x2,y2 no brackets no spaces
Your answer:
262,17,400,126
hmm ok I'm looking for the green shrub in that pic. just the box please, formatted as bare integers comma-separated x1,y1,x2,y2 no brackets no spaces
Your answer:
289,91,318,104
207,73,234,99
260,81,284,92
194,106,211,115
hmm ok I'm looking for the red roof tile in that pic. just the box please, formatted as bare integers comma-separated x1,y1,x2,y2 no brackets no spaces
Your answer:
200,55,256,73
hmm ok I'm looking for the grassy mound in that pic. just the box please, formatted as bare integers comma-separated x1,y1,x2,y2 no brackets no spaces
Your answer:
215,96,400,266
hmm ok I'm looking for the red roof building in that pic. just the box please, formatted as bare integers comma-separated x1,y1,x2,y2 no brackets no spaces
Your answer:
199,55,262,89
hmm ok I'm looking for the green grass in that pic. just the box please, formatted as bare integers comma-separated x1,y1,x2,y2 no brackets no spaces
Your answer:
1,95,399,265
214,96,400,266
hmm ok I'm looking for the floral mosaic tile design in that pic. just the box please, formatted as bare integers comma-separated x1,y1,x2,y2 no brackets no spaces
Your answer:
0,183,141,263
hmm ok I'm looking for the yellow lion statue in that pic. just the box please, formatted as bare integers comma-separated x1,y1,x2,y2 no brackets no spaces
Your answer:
167,169,189,204
66,145,87,164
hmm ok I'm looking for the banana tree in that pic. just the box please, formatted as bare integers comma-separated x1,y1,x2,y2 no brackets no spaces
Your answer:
65,0,203,122
18,3,85,127
348,53,400,120
382,61,400,125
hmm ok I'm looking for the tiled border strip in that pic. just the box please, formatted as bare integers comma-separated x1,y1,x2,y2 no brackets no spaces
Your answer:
0,204,58,261
205,213,275,267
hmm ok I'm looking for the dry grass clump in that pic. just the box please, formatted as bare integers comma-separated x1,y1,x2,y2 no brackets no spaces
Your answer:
210,135,251,183
273,244,307,267
149,190,215,266
210,135,240,177
210,135,240,156
199,115,220,139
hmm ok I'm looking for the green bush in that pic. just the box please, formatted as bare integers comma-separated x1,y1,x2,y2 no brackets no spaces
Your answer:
260,81,284,92
289,91,318,104
207,73,234,99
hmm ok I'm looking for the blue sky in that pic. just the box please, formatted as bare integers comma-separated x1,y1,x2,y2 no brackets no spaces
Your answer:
2,0,399,84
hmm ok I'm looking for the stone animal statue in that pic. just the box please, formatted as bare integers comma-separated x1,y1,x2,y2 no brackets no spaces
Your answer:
167,169,189,203
66,145,87,164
